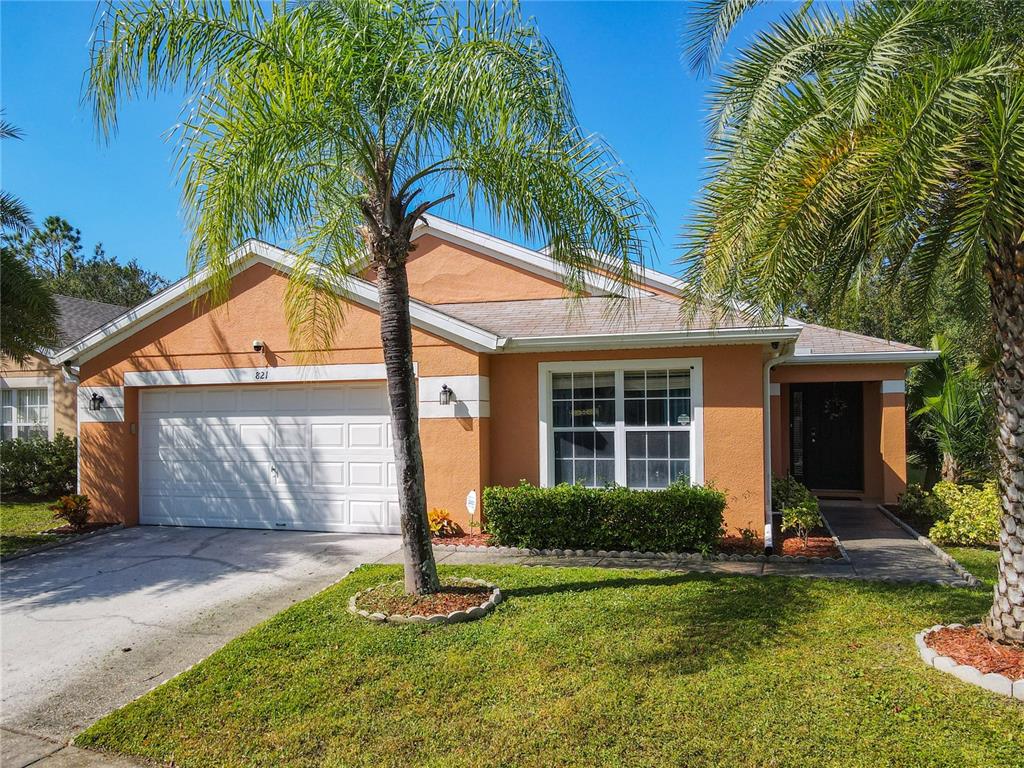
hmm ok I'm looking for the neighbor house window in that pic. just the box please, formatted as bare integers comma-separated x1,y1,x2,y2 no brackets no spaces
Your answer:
1,387,50,440
541,360,702,489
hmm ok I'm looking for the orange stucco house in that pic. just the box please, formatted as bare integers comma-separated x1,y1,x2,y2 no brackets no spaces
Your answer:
48,216,936,549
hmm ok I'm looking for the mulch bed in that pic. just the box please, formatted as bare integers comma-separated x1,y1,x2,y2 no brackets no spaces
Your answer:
432,532,493,547
718,527,841,558
925,625,1024,680
44,522,118,536
354,578,492,616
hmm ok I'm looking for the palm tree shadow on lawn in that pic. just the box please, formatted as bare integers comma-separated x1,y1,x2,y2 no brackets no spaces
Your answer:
496,570,991,677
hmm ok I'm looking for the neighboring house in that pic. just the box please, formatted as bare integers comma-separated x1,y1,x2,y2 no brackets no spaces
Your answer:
1,295,126,440
46,216,936,543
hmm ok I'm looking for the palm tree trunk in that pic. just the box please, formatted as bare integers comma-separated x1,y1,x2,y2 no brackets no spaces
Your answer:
940,452,961,484
982,238,1024,645
376,250,441,596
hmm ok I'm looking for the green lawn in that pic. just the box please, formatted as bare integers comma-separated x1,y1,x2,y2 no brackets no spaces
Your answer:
0,499,58,557
78,564,1022,768
946,546,1000,588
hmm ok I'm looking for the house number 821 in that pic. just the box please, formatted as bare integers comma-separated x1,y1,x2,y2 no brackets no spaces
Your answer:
255,370,269,381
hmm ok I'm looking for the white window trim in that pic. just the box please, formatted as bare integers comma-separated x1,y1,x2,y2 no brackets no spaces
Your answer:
0,375,56,440
538,358,704,488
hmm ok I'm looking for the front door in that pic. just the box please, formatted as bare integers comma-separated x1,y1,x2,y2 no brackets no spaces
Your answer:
789,382,864,492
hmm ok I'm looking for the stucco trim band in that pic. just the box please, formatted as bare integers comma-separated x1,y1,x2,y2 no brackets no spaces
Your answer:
78,386,125,423
122,363,416,388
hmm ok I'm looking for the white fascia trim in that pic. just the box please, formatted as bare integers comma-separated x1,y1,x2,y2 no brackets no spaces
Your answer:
504,326,801,352
0,375,53,388
537,357,704,489
415,215,653,298
51,240,502,366
783,350,938,365
123,363,412,388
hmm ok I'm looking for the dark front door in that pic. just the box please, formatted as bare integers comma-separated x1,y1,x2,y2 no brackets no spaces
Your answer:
790,382,864,492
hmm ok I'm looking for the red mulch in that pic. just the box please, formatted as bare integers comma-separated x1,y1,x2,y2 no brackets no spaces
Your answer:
925,625,1024,680
780,535,841,558
44,522,117,536
718,528,840,558
432,532,494,547
355,579,491,616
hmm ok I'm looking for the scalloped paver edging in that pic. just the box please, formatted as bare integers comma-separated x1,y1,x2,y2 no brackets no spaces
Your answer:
431,542,847,565
1,524,125,562
876,505,980,587
915,624,1024,700
347,578,501,626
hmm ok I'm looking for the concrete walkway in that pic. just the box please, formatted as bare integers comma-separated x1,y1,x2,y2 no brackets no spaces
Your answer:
819,501,968,583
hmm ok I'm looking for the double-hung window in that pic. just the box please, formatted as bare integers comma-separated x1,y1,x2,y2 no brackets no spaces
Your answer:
542,359,702,489
1,387,51,440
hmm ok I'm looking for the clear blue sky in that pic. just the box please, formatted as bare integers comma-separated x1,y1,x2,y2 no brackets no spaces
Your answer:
2,1,792,282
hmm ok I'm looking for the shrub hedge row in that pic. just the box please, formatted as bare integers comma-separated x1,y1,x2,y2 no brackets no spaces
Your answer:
482,481,725,554
0,433,77,499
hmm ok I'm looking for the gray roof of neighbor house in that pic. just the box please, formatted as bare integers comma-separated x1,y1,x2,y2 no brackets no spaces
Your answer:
53,295,127,347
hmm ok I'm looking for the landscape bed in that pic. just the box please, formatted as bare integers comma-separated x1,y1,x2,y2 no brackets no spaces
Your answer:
78,555,1021,768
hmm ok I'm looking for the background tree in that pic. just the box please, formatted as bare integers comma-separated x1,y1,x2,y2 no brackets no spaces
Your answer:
46,242,168,306
6,216,168,306
88,0,652,594
683,0,1023,644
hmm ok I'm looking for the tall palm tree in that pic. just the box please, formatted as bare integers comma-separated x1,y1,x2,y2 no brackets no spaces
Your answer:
683,0,1023,644
88,0,651,594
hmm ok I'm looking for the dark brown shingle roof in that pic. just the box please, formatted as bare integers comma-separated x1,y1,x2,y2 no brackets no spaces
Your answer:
53,295,127,347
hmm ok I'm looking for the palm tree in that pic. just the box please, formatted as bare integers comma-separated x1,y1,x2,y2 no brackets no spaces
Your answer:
0,248,59,363
683,0,1023,644
1,119,33,234
88,0,651,594
910,335,993,484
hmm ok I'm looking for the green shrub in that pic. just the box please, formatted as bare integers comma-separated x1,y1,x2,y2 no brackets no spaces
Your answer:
0,432,77,498
772,475,821,543
927,480,1000,546
482,481,726,554
50,494,92,531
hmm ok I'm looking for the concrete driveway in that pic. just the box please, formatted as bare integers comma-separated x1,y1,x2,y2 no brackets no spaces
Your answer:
1,526,399,745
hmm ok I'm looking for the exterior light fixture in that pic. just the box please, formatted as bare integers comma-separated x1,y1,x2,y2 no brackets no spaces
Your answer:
439,384,454,406
89,393,105,411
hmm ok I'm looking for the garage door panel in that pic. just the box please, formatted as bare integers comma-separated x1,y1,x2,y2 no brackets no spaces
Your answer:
139,383,398,532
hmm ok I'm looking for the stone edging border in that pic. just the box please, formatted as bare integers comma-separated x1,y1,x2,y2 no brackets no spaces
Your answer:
432,542,848,565
347,577,501,626
1,524,125,562
915,624,1024,700
876,504,980,587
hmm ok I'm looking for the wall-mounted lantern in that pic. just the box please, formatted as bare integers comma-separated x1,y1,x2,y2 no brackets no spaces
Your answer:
89,392,105,411
439,384,454,406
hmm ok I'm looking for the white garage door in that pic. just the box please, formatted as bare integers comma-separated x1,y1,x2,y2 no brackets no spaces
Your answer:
139,383,400,532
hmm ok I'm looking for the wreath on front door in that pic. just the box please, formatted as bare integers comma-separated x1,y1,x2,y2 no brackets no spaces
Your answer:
823,394,848,420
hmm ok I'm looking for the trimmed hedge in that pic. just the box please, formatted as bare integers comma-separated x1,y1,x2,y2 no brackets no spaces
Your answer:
482,481,725,554
0,432,77,499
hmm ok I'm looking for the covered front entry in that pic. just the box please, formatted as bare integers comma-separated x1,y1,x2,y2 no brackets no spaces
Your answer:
139,382,400,532
770,364,910,506
789,381,864,493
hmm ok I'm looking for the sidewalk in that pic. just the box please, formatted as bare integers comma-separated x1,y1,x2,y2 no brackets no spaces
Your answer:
1,728,143,768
